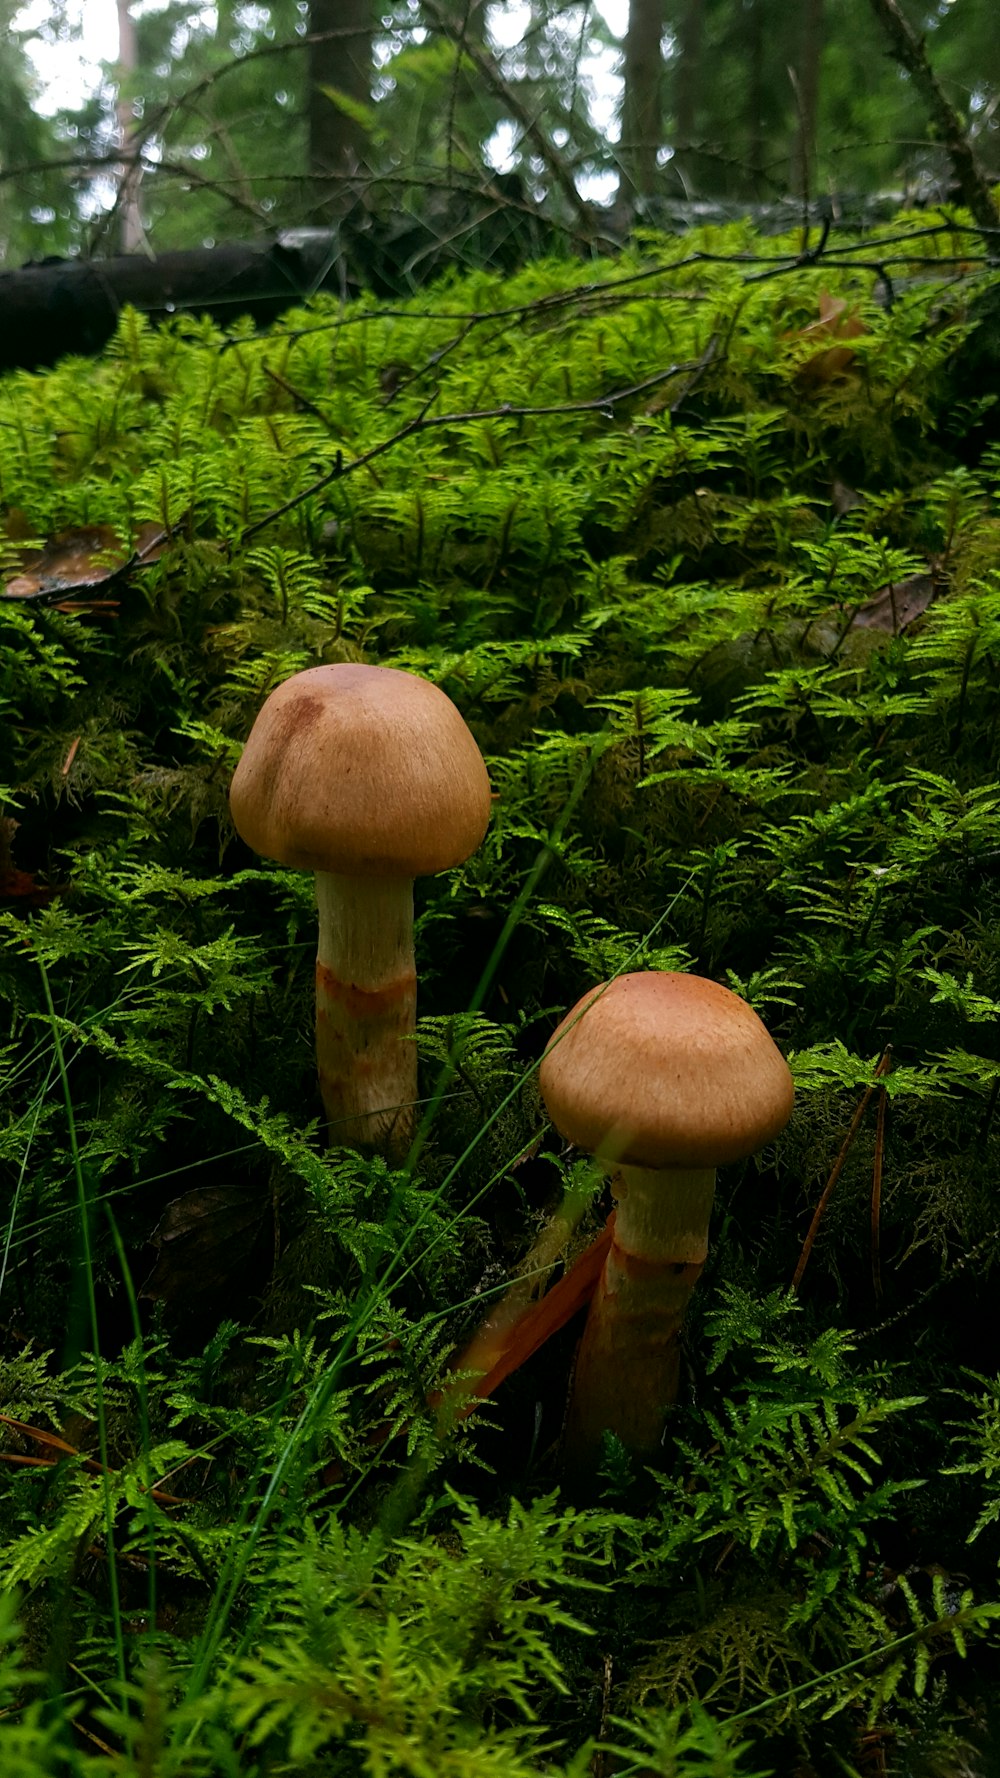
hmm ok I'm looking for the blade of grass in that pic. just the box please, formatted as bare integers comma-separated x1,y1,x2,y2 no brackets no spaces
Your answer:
36,953,128,1710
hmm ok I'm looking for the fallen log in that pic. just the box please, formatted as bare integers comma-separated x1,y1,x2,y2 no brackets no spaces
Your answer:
0,230,354,373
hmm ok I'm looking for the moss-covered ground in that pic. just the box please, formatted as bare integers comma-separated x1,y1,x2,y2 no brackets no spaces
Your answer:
2,215,1000,1774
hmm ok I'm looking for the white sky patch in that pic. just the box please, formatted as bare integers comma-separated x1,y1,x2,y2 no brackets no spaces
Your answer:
485,1,624,197
596,0,628,35
17,0,626,116
13,0,215,113
488,2,532,51
13,0,119,114
484,118,519,175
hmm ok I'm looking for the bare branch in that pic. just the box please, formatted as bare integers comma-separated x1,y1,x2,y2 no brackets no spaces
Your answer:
238,355,717,544
418,0,598,237
866,0,999,236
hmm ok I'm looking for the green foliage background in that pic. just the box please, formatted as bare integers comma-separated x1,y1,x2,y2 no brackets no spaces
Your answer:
3,0,998,265
2,213,1000,1771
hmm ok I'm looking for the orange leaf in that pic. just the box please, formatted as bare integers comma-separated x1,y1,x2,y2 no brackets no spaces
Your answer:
446,1213,615,1415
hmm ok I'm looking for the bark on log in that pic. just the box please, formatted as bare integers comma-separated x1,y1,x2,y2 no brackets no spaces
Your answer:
0,234,354,373
0,196,990,380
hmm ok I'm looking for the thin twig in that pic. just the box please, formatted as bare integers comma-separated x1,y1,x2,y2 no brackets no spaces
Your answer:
262,362,337,431
669,331,721,413
268,218,983,346
238,356,712,544
791,1046,893,1293
866,0,1000,236
857,1219,1000,1346
420,0,596,236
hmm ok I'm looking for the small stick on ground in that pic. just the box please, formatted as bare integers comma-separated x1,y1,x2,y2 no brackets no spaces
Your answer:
791,1046,892,1293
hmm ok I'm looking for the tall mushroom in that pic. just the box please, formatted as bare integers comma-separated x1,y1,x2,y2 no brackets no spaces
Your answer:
230,663,492,1157
539,971,794,1462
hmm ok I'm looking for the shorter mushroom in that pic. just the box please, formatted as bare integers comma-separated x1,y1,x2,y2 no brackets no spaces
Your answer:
230,663,492,1156
539,971,794,1462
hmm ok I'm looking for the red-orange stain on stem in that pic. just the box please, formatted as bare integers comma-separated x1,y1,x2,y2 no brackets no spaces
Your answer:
315,963,417,1023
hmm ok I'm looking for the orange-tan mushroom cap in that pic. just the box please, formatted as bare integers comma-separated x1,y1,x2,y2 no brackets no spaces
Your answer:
229,663,492,878
539,971,794,1169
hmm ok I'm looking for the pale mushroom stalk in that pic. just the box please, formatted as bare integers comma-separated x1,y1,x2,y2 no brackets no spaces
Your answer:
563,1162,716,1460
314,872,418,1155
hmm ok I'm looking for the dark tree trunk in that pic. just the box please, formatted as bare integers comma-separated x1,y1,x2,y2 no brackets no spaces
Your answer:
617,0,665,211
673,0,704,191
307,0,374,221
792,0,825,201
747,0,765,194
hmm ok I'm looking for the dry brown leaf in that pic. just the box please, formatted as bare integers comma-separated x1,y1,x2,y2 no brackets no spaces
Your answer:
804,291,866,341
849,571,937,633
3,521,168,601
141,1183,270,1303
0,816,61,909
796,345,859,389
793,290,867,390
1,507,35,542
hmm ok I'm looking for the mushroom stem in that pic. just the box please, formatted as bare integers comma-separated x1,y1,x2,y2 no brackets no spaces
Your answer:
564,1163,716,1463
314,871,418,1157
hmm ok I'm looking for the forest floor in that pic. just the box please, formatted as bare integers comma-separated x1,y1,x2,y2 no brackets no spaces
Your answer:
2,211,1000,1776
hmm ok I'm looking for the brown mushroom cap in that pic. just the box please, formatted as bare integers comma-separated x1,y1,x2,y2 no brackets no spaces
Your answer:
539,971,794,1169
229,663,492,877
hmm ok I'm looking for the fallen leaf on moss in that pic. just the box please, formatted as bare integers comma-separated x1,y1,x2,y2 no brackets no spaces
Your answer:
1,506,35,541
0,816,61,908
141,1183,270,1303
794,291,867,390
802,291,866,340
3,521,168,602
849,570,937,633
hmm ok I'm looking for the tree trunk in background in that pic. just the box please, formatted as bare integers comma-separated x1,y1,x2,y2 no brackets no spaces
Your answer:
672,0,704,193
792,0,825,201
115,0,144,253
746,0,765,194
617,0,665,212
308,0,374,221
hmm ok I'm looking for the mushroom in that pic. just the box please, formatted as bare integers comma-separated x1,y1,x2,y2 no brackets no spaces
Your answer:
538,971,794,1462
230,663,492,1157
